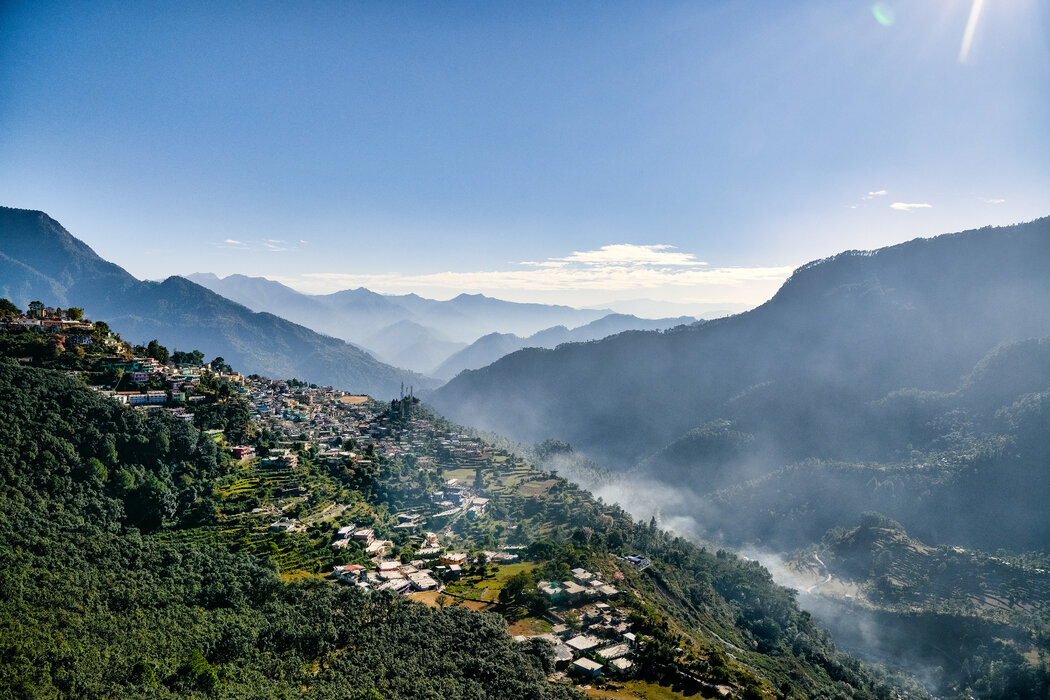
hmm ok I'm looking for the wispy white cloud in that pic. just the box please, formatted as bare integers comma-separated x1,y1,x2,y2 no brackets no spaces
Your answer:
890,202,933,212
862,189,888,200
983,198,1005,204
215,238,249,250
538,243,708,268
212,237,302,253
293,243,792,296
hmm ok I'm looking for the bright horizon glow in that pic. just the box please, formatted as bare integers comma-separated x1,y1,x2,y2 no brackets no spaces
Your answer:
283,239,796,314
1,1,1047,317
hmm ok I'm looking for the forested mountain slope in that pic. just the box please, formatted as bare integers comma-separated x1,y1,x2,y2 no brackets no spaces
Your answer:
470,217,1050,698
0,363,578,698
433,217,1050,470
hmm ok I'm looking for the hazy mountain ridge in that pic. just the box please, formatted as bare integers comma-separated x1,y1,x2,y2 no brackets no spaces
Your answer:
0,206,430,398
692,334,1050,549
189,272,611,338
519,334,1050,698
433,312,699,380
186,273,408,342
187,272,703,377
187,272,629,374
780,513,1050,697
362,319,467,375
432,218,1050,553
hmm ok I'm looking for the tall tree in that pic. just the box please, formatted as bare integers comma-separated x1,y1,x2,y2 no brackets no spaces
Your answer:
0,298,21,318
146,339,170,364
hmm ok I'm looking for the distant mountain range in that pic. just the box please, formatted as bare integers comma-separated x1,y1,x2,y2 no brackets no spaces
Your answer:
187,272,697,375
0,206,703,391
432,313,699,380
187,272,612,343
0,207,431,398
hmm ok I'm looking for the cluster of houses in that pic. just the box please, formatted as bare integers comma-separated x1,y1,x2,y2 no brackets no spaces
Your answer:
537,566,621,603
1,312,98,348
333,559,441,594
329,526,464,594
519,566,641,679
222,378,507,597
110,365,653,689
102,360,213,412
182,374,645,688
88,354,236,414
1,305,230,417
245,380,372,451
436,433,494,465
329,525,396,558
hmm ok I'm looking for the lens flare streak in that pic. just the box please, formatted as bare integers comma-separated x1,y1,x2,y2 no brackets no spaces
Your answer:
959,0,986,63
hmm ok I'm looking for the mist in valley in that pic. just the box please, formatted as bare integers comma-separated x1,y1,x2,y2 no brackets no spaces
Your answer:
460,221,1050,698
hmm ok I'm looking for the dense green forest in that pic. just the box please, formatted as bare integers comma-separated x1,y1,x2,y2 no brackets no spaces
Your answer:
0,361,573,699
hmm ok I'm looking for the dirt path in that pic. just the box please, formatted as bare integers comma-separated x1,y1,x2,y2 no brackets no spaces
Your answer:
805,574,833,593
302,502,348,525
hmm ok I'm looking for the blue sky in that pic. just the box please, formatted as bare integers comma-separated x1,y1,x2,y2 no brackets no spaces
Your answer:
2,1,1048,315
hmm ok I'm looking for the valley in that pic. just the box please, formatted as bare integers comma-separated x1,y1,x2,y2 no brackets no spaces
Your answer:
2,213,1050,698
5,3,1048,696
0,307,917,698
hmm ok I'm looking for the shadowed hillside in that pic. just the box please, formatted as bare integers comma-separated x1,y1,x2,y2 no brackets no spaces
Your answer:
434,218,1050,469
0,207,431,398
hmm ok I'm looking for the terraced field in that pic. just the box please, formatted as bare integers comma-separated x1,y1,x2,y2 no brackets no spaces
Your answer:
803,523,1050,622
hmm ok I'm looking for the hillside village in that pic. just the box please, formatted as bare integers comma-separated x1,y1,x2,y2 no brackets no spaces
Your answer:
1,300,217,408
214,376,652,685
0,297,925,698
0,299,658,690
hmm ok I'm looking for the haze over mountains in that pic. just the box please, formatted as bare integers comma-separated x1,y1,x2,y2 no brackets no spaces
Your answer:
0,206,702,388
433,216,1050,694
187,272,698,375
187,272,613,343
433,313,699,380
0,207,429,398
431,215,1050,557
